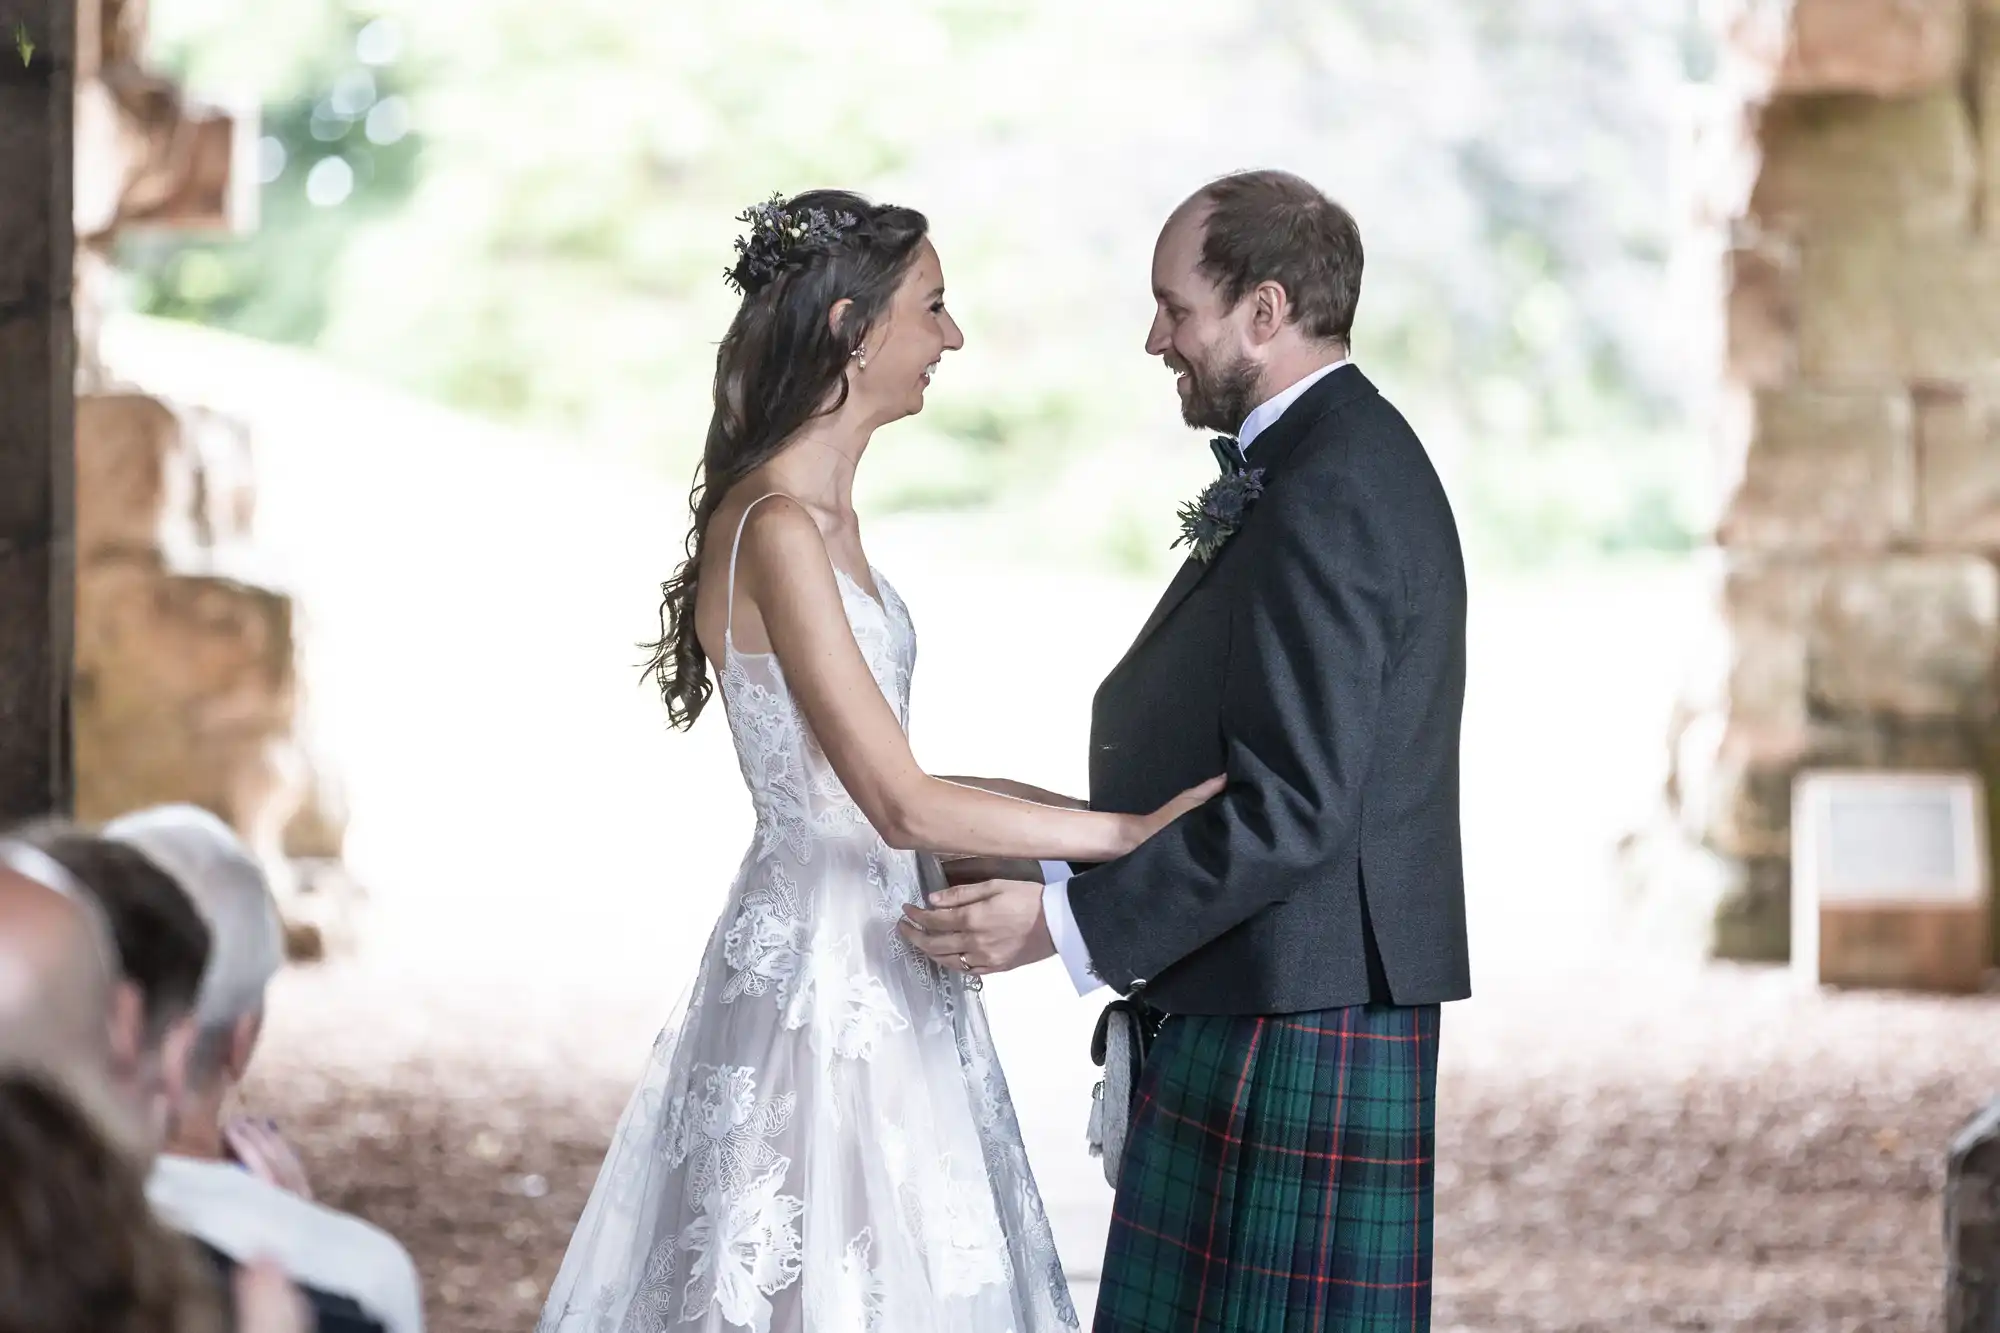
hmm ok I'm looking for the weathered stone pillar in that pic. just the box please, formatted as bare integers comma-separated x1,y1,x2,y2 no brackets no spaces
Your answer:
66,0,356,953
0,0,76,823
1641,0,2000,962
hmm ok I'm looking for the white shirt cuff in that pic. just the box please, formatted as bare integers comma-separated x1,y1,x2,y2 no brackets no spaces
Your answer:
1041,877,1105,996
1038,860,1069,887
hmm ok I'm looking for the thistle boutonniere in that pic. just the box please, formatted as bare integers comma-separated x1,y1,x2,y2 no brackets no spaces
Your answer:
1173,437,1265,564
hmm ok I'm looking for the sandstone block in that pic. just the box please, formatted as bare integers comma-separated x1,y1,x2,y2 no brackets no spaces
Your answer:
75,393,201,562
1749,89,1975,239
1917,382,2000,548
1716,385,1913,550
100,0,149,71
73,560,300,824
283,758,348,862
1807,556,2000,717
1799,241,2000,383
86,71,257,238
1719,0,1967,97
1720,557,1824,736
120,93,258,235
76,392,257,563
1725,236,1799,388
1710,855,1792,961
1668,559,1823,855
1685,723,1798,859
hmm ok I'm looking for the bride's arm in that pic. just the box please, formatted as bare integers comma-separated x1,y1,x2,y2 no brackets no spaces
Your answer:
936,777,1086,810
740,499,1207,860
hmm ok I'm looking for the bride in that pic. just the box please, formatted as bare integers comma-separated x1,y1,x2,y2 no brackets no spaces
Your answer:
536,191,1219,1333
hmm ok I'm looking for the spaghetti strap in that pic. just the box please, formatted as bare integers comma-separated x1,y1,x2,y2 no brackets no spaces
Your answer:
723,492,789,651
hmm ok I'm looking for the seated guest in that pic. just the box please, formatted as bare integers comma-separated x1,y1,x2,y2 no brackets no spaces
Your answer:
1,829,319,1333
109,804,424,1333
0,1062,313,1333
5,825,208,1152
0,837,121,1076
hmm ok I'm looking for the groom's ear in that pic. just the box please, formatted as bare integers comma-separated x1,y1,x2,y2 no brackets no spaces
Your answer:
1248,280,1291,345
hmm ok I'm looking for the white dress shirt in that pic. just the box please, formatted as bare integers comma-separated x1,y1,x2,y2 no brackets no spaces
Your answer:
1040,359,1351,995
150,1154,426,1333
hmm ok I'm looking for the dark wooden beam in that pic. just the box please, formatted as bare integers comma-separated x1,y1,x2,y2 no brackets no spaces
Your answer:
0,0,74,822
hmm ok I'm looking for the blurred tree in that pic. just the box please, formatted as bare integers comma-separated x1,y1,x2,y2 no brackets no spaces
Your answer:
125,0,1712,563
122,2,423,346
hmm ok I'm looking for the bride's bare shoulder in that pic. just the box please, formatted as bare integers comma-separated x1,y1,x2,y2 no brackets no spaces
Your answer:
704,488,824,567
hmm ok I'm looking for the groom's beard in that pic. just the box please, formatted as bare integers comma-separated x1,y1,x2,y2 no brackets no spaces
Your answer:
1178,352,1261,436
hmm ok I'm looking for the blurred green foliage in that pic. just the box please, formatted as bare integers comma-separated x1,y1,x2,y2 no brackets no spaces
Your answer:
121,2,422,345
128,0,1712,573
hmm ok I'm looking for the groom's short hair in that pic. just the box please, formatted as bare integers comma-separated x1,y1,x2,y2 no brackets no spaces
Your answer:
1195,170,1362,346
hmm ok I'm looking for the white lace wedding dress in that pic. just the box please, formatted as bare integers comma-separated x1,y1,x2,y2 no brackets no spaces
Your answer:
537,497,1078,1333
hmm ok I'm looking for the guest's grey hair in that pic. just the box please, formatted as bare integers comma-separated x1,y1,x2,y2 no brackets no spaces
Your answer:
101,807,283,1059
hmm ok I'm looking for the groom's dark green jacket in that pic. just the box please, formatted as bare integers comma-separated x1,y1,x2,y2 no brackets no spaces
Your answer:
1068,364,1471,1015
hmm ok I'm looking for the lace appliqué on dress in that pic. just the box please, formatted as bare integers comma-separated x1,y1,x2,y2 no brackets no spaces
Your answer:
535,546,1075,1333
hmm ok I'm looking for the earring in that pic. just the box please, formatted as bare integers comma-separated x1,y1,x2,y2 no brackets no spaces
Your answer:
850,346,868,372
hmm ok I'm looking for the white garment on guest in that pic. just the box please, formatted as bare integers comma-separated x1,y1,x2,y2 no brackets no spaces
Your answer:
1042,360,1352,995
149,1154,425,1333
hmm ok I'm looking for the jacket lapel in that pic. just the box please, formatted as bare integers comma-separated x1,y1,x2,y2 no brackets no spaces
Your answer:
1108,365,1376,674
1125,553,1207,656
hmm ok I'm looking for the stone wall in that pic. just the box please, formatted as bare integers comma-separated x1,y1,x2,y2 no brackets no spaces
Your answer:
71,0,356,954
1652,0,2000,961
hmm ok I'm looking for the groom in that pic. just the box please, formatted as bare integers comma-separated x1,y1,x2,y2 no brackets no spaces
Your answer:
903,169,1470,1330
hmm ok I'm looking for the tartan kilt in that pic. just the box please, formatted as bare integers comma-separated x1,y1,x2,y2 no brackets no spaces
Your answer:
1093,1002,1441,1333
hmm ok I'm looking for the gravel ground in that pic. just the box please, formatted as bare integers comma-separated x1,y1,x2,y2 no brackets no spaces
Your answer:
236,957,1993,1333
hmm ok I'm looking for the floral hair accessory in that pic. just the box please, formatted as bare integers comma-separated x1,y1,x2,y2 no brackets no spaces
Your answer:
724,193,861,296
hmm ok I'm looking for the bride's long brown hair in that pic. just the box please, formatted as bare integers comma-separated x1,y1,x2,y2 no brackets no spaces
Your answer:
642,190,930,729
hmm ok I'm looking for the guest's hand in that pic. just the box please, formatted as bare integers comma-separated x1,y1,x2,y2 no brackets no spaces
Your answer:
900,877,1054,976
225,1116,315,1201
234,1257,311,1333
941,856,1044,887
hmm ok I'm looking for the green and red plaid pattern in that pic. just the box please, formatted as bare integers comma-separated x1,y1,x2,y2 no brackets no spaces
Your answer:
1093,1003,1440,1332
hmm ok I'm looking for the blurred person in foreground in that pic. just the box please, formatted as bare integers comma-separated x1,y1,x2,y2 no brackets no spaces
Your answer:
107,803,425,1333
0,834,124,1082
0,1062,310,1333
538,189,1225,1333
7,823,210,1152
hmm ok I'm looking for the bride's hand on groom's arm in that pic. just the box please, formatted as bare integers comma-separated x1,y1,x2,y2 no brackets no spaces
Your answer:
1124,775,1227,852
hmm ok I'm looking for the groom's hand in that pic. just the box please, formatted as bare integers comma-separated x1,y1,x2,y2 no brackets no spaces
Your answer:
899,878,1055,976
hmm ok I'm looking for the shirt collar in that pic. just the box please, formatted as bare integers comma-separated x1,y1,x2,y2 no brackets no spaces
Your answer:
1236,359,1350,456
